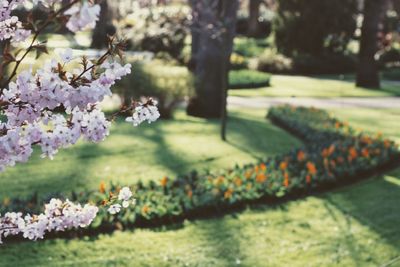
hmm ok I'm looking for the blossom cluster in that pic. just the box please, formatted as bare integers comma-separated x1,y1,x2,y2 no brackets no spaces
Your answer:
0,0,101,43
108,186,136,214
0,198,98,244
126,99,160,127
0,0,30,42
1,0,161,169
0,187,135,244
0,49,127,167
0,47,160,171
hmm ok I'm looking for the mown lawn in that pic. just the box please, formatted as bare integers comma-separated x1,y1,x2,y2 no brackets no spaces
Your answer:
1,92,400,266
0,108,300,199
0,168,399,267
229,75,400,98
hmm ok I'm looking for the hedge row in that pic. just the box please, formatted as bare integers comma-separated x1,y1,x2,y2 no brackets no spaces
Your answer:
229,70,271,89
2,106,399,236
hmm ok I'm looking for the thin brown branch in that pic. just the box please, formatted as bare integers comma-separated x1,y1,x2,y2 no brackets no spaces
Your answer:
0,0,80,91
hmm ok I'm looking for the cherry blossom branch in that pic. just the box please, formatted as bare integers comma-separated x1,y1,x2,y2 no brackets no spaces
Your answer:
1,0,81,91
0,187,135,244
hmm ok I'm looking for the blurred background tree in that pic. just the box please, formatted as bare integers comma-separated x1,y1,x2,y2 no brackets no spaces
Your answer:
273,0,358,57
186,0,239,119
91,0,117,49
356,0,391,88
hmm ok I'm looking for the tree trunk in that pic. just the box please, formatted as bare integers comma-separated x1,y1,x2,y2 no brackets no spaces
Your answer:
187,0,239,118
91,0,116,49
248,0,261,37
356,0,389,88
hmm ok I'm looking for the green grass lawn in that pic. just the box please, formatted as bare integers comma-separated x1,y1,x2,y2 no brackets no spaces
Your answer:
0,108,300,199
1,73,400,266
1,168,399,267
1,106,399,267
229,75,400,98
329,108,400,144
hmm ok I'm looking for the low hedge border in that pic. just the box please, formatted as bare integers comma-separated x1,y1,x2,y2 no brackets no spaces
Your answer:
229,70,271,89
2,105,399,241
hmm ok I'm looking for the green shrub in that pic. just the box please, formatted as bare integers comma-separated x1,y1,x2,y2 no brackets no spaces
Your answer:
256,49,356,75
118,61,194,118
382,67,400,81
379,47,400,67
256,49,293,73
291,53,356,75
230,53,248,70
229,70,271,89
233,37,270,58
274,0,357,57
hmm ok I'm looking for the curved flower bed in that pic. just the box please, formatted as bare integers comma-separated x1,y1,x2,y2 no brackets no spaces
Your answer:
2,106,399,240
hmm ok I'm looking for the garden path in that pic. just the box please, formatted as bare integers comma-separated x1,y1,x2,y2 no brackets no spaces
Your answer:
228,96,400,109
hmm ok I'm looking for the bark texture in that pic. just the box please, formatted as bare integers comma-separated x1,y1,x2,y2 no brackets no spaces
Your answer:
356,0,390,88
91,0,117,49
187,0,239,118
248,0,261,37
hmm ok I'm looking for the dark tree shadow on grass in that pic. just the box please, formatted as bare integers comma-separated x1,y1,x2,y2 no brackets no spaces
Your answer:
319,168,400,258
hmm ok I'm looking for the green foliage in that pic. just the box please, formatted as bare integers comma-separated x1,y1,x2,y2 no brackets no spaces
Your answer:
379,47,400,67
256,49,293,73
229,70,271,89
119,6,190,62
2,107,398,238
256,49,356,75
382,67,400,81
233,37,270,58
230,53,248,70
291,53,356,75
273,0,357,57
118,61,194,118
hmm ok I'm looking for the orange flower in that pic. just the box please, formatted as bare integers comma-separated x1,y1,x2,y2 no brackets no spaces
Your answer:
245,170,253,179
306,162,317,175
99,181,106,194
335,122,341,129
321,148,329,158
224,188,234,199
322,145,335,158
348,147,358,161
160,176,168,187
260,163,267,171
323,158,329,170
384,139,391,149
297,150,306,161
254,165,260,173
3,197,10,207
246,183,252,191
330,159,336,169
328,144,335,155
361,136,373,145
187,190,193,199
361,148,369,158
280,161,288,171
214,176,225,186
234,177,243,187
142,205,150,214
283,172,289,187
256,173,267,183
306,175,311,184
